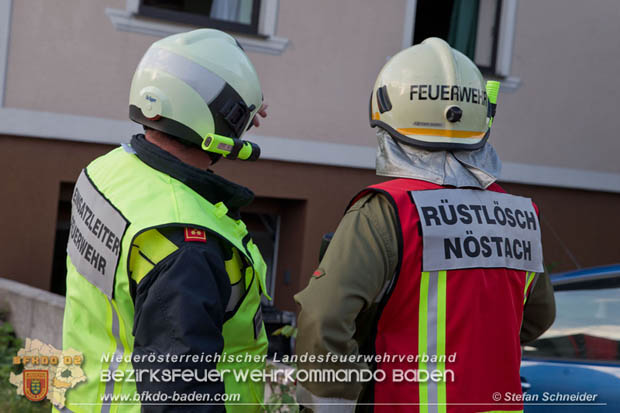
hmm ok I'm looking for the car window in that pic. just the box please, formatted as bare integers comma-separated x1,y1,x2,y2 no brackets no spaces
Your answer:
523,287,620,362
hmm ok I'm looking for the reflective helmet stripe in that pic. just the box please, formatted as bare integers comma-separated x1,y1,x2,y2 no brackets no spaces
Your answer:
138,47,226,105
138,47,254,139
128,29,263,159
396,127,486,139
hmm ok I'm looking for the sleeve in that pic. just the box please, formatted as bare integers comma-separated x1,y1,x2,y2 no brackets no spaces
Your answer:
520,271,556,344
293,193,399,410
131,235,231,413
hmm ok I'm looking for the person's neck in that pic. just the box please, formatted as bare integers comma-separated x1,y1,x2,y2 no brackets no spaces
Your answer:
144,129,212,170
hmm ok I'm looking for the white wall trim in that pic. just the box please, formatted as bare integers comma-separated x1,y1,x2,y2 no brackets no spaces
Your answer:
105,3,289,56
499,162,620,192
0,0,13,107
401,0,417,50
1,107,620,194
254,134,376,169
259,0,279,37
0,107,142,145
496,0,518,77
498,75,521,92
126,0,140,14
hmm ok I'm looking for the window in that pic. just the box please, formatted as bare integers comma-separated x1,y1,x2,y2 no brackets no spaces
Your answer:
239,201,298,357
50,183,283,299
139,0,263,36
50,182,74,296
239,210,280,303
412,0,512,76
106,1,288,55
523,287,620,363
51,183,294,355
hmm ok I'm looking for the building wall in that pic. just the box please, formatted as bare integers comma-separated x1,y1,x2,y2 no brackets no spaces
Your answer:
1,134,620,311
4,0,141,120
501,183,620,275
5,0,620,175
0,134,385,310
0,0,619,309
4,0,405,148
2,0,619,194
492,0,620,173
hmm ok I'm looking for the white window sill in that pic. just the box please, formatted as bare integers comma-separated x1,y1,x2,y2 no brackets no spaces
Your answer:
499,76,521,92
105,8,289,56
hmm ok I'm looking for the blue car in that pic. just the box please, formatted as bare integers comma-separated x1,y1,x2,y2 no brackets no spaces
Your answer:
521,265,620,412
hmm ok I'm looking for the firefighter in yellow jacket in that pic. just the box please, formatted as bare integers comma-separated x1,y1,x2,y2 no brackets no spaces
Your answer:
56,29,269,413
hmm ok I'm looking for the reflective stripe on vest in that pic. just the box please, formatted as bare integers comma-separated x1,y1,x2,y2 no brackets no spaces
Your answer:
101,298,125,413
523,272,537,304
418,271,448,413
62,147,268,412
351,178,534,412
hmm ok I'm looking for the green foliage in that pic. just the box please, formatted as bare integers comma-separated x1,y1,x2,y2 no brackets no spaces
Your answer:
0,318,51,412
264,328,299,411
263,362,299,413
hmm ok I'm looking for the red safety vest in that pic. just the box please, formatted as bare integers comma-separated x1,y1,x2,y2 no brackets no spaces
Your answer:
350,178,539,413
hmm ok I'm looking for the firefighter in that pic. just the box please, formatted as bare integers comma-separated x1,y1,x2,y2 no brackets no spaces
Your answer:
57,29,269,412
294,38,556,413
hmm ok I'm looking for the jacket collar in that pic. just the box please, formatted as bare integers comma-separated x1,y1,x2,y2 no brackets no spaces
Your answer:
130,134,254,218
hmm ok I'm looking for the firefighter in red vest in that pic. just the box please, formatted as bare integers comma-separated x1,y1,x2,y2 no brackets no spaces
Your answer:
294,38,556,413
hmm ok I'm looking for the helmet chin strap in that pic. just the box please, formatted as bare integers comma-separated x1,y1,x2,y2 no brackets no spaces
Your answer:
202,133,261,161
206,151,223,165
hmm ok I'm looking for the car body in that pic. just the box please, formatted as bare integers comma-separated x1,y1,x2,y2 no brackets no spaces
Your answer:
521,265,620,412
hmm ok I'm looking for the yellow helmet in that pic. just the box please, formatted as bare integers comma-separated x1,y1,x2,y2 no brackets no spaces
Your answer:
129,29,262,161
370,37,494,151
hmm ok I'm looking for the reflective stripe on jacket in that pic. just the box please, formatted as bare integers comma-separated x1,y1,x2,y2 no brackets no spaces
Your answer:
57,145,268,413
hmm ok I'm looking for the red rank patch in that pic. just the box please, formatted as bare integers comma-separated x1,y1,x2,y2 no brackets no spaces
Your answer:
184,228,207,243
312,269,325,279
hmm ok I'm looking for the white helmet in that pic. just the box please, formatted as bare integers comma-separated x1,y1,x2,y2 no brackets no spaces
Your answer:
129,29,262,160
370,37,499,151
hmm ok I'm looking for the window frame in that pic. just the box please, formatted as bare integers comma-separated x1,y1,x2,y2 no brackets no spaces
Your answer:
475,0,503,75
239,210,281,303
405,0,519,82
138,0,264,37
